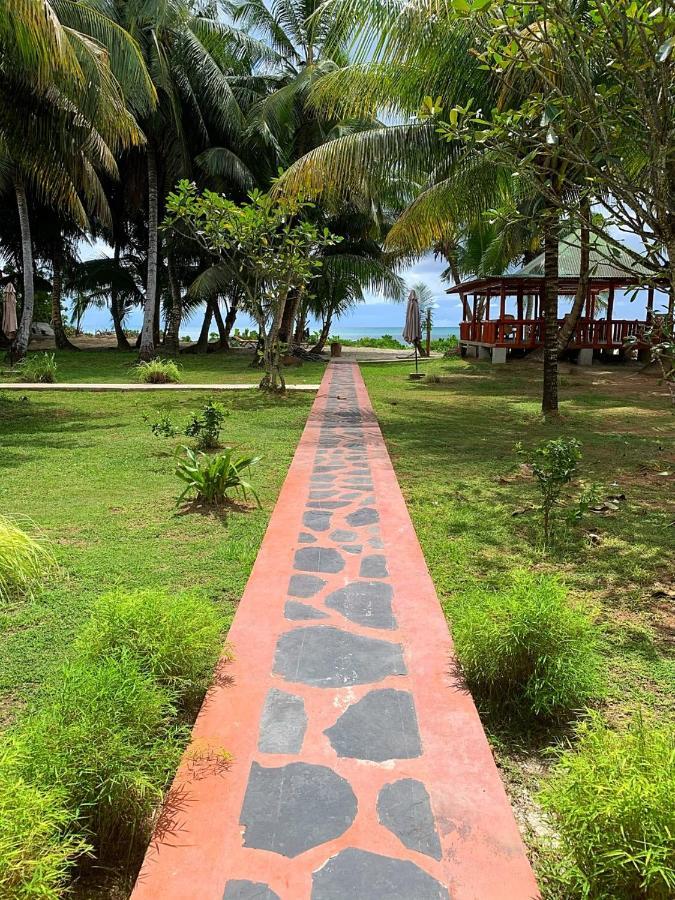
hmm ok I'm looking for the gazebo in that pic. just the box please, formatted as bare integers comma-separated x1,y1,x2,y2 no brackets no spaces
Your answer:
447,234,658,364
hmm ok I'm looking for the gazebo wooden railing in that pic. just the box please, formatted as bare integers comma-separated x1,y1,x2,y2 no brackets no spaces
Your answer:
459,317,648,349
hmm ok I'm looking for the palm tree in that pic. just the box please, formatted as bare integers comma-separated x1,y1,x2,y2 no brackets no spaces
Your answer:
0,0,154,357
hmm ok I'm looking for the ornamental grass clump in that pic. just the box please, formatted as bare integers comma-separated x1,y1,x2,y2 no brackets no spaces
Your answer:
450,571,602,718
540,714,675,899
175,446,261,507
0,515,55,604
135,358,181,384
16,353,58,383
13,652,182,860
0,749,87,900
77,589,228,710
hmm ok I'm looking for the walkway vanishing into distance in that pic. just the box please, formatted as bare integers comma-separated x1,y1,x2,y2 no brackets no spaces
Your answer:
132,360,539,900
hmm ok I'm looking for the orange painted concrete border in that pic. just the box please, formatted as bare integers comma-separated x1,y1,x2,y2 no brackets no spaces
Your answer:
131,361,539,900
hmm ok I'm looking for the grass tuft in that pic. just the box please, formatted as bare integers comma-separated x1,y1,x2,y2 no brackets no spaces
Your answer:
450,571,602,719
0,747,87,900
0,516,55,605
540,714,675,899
135,358,181,384
16,353,58,383
76,589,229,710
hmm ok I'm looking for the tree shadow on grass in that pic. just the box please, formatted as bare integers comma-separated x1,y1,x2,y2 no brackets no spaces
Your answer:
173,497,258,528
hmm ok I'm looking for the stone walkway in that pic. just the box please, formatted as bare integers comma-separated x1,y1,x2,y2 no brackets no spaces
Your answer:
131,361,539,900
0,382,319,391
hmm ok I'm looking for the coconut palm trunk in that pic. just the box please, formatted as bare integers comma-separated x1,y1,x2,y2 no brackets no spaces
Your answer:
164,252,182,355
139,145,159,360
222,295,239,348
12,181,34,360
311,312,333,353
542,220,560,415
50,254,77,350
110,243,131,350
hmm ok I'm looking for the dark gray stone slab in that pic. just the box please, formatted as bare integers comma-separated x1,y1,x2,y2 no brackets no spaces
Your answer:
303,510,332,532
258,688,307,754
359,555,388,578
325,581,395,630
314,465,344,473
342,545,362,554
285,600,329,621
309,490,338,500
288,574,326,598
307,500,350,510
294,547,344,574
325,689,422,761
310,475,336,483
340,485,373,492
369,537,385,550
377,779,442,860
346,507,379,527
339,492,360,501
274,626,406,687
240,762,357,858
298,532,317,543
223,880,280,900
311,848,450,900
330,529,358,543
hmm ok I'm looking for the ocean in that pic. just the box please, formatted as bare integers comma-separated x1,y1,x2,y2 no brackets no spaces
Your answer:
328,326,460,341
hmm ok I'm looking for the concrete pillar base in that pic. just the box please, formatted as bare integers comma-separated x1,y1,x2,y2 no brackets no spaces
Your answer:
478,346,491,360
578,348,593,366
492,347,507,364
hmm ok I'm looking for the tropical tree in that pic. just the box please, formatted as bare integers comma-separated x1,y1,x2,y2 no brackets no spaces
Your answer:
0,0,154,357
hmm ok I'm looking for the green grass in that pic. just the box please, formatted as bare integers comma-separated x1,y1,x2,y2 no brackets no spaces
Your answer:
1,349,325,385
361,356,674,886
0,387,313,716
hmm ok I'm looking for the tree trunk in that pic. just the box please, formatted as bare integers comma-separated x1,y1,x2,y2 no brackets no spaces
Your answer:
542,220,560,415
139,145,158,360
51,254,77,350
558,201,590,353
12,181,34,360
260,292,289,392
164,252,182,355
193,300,213,353
211,299,228,349
222,295,239,348
110,243,131,350
278,288,300,344
293,301,307,344
311,312,333,353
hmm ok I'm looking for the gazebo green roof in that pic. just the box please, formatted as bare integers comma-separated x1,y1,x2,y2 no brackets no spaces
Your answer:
515,232,652,279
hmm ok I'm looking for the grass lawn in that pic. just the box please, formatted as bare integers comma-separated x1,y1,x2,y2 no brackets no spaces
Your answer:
0,386,314,720
0,348,326,385
361,355,674,876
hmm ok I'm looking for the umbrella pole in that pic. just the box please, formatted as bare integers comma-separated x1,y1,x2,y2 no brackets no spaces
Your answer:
415,345,418,373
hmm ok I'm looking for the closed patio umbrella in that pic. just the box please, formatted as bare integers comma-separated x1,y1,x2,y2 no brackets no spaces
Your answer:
402,288,422,374
2,282,17,339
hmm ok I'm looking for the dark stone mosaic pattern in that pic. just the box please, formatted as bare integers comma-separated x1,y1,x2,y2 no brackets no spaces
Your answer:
258,689,307,754
284,600,329,621
293,547,345,574
346,507,379,527
359,554,388,578
377,779,442,860
324,581,396,630
223,880,280,899
311,848,450,900
274,626,406,687
288,574,326,598
324,689,422,761
240,762,357,857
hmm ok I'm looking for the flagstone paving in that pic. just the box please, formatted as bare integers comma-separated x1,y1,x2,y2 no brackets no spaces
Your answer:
131,361,539,900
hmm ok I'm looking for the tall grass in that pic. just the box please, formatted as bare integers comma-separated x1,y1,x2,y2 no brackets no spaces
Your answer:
541,714,675,898
76,589,229,710
450,572,602,718
16,353,58,383
0,516,55,604
0,748,87,899
135,358,181,384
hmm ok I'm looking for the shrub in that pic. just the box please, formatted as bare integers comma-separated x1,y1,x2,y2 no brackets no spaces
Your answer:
0,516,55,604
76,589,228,709
541,715,675,898
175,446,261,507
16,353,57,383
148,415,178,438
14,652,182,859
135,358,181,384
185,399,228,449
0,749,87,899
518,437,582,548
450,572,602,718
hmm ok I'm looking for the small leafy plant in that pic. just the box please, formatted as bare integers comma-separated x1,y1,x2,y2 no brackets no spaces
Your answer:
175,446,261,507
135,358,181,384
148,415,179,438
16,353,58,383
540,714,675,898
450,571,602,719
0,516,55,604
518,437,582,548
185,400,228,449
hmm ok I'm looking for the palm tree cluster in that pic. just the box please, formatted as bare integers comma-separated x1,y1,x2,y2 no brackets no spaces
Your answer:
0,0,405,362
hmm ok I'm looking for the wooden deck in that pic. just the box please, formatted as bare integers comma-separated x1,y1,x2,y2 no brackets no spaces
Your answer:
459,317,648,350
